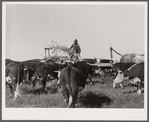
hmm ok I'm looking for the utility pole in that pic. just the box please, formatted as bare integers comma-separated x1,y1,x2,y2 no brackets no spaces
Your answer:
109,40,113,61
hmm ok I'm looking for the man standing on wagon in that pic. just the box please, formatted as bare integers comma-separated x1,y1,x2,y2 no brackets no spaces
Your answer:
69,39,81,62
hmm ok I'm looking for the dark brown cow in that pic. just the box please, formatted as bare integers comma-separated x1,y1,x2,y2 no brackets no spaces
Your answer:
59,66,86,108
23,60,68,93
35,63,59,93
72,61,99,84
59,61,99,108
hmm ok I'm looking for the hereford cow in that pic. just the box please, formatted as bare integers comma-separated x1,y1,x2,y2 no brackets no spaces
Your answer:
6,63,24,100
112,62,135,77
113,62,144,94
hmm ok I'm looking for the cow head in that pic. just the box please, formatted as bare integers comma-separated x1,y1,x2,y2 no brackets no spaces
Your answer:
54,69,61,85
23,68,29,82
24,67,35,81
6,76,12,84
94,67,105,76
91,65,100,75
86,62,100,74
113,70,125,89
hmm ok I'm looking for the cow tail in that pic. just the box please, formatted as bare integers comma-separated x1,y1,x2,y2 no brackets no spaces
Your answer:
66,66,74,107
17,67,20,85
14,66,20,99
67,66,73,95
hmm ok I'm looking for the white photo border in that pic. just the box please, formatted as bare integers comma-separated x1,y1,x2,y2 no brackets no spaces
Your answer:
2,1,148,121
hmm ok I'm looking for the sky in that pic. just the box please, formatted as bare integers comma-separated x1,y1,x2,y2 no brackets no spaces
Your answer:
4,2,146,61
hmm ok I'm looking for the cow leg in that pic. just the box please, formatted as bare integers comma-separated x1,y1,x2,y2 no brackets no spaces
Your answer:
88,74,92,85
73,90,79,108
113,83,116,89
68,93,77,108
8,83,14,98
17,84,21,97
14,82,21,100
9,77,18,100
119,83,123,89
20,82,24,89
67,94,73,108
136,79,142,95
57,78,61,89
89,77,92,85
42,78,48,94
13,83,18,100
32,78,37,93
62,88,69,107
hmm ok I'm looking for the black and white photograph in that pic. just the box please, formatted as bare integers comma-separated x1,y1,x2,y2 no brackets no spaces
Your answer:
2,1,147,120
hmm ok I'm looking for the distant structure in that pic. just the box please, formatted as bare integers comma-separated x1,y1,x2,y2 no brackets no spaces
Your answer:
110,47,144,63
44,41,70,59
45,47,51,57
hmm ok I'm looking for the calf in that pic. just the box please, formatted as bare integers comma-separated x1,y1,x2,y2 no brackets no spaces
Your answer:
113,62,144,94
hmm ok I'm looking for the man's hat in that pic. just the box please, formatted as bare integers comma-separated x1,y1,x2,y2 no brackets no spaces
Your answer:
74,39,78,42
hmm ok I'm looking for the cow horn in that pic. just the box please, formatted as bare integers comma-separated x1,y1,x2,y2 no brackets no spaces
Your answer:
54,70,61,73
24,68,28,70
86,62,97,66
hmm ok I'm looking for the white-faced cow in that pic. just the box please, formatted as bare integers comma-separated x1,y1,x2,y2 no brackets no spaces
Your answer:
6,62,24,100
112,62,135,77
113,62,144,94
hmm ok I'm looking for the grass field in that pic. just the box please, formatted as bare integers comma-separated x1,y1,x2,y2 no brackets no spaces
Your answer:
5,75,144,108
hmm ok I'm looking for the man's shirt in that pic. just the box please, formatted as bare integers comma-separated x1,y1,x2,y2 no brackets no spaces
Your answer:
70,43,81,54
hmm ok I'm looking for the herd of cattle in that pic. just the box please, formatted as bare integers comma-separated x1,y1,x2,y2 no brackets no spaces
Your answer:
5,57,144,108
